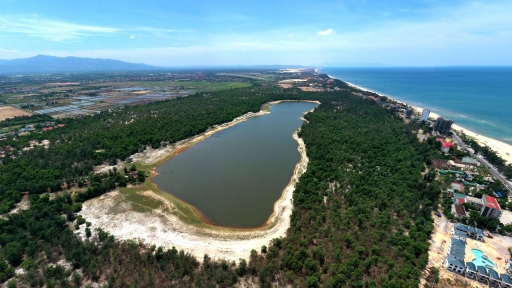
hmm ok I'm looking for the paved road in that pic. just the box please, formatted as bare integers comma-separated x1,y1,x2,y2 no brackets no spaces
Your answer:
451,133,512,193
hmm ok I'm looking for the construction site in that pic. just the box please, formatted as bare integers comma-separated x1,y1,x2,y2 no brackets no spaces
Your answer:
427,214,512,287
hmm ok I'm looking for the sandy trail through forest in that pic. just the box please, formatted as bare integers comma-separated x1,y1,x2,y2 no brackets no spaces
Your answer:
81,101,319,261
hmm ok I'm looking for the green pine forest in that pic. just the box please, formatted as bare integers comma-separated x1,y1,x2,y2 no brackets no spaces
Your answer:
0,78,440,287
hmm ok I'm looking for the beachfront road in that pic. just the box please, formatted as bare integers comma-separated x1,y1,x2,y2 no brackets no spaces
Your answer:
451,133,512,193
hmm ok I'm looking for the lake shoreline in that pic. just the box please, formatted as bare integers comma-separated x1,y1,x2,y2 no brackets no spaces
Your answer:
82,100,319,261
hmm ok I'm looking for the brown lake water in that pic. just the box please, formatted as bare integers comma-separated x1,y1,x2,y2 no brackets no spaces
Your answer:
153,102,318,227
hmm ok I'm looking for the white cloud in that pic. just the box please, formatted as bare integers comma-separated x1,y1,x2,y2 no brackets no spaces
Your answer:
0,48,20,53
0,15,181,43
135,27,176,33
288,34,294,37
0,15,120,41
317,29,335,36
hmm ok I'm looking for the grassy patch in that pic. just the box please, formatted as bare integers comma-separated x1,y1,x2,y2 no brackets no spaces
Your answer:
118,181,207,227
0,93,17,99
119,187,162,212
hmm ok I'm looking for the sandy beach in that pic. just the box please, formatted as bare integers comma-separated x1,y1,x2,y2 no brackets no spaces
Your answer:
411,105,512,164
82,101,319,262
334,76,512,165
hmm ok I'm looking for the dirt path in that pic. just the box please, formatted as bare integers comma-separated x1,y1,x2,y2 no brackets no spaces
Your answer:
81,101,319,261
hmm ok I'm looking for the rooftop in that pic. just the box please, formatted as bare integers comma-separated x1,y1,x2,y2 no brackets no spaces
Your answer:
466,262,477,272
451,238,466,249
501,274,512,284
454,223,468,232
454,204,466,216
468,226,485,236
437,139,455,148
488,268,500,279
453,192,466,199
461,157,478,165
477,265,489,276
451,183,465,193
454,229,467,238
447,255,465,268
484,195,501,211
466,195,482,203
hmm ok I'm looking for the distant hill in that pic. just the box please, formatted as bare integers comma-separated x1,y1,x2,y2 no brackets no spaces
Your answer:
0,55,157,74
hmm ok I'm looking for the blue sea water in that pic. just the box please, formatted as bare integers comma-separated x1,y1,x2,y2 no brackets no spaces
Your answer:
321,67,512,145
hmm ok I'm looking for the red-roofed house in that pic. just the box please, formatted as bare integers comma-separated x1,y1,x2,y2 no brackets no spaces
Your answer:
451,182,464,193
454,204,467,217
436,139,455,153
458,198,466,204
481,195,501,218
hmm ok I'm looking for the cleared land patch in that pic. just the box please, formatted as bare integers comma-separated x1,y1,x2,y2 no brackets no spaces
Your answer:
0,105,32,121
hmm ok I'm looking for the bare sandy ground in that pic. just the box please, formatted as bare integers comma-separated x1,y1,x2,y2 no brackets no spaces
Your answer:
424,213,512,288
82,101,319,261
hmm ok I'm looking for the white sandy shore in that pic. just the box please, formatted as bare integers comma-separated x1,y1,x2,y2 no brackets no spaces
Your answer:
81,101,319,262
410,106,512,164
327,74,512,164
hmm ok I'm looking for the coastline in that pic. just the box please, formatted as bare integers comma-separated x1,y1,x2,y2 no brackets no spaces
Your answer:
326,74,512,164
81,100,320,261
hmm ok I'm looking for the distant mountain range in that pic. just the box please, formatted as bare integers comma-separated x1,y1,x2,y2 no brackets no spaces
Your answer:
0,55,156,74
0,55,315,74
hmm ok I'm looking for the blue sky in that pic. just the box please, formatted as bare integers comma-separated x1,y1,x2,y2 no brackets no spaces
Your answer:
0,0,511,66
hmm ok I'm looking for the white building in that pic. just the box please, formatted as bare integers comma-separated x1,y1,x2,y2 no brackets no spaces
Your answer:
420,109,430,122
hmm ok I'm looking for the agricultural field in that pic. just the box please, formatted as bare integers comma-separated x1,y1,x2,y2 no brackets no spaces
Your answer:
88,80,252,91
0,105,32,121
0,80,253,121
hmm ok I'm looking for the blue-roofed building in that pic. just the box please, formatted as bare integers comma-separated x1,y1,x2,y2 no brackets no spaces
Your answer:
453,192,467,201
487,268,501,288
500,274,512,288
454,223,469,232
452,228,468,239
448,247,465,260
461,157,479,166
463,181,478,187
468,226,485,242
448,237,466,261
445,256,466,274
465,262,477,279
477,266,489,284
451,238,465,247
497,191,504,198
